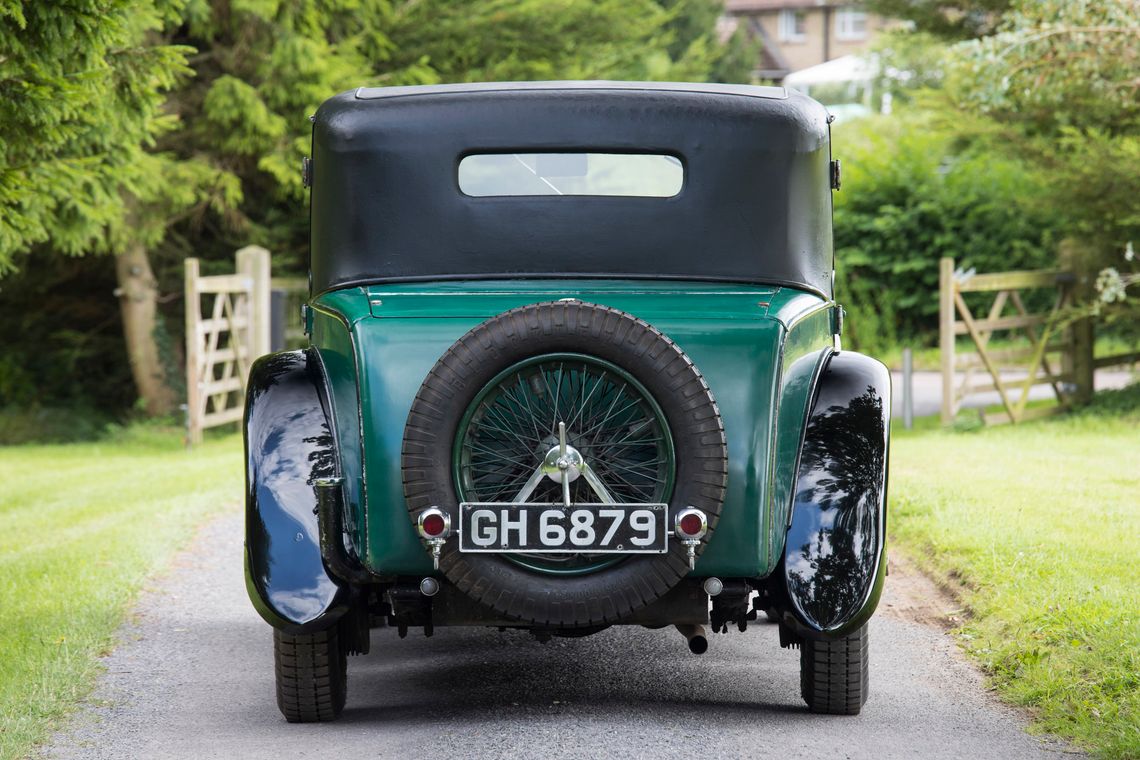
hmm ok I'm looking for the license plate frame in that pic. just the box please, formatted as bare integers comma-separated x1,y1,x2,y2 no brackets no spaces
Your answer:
458,502,668,554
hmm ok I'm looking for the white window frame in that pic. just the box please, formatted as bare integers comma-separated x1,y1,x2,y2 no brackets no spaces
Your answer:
778,9,807,43
835,7,869,41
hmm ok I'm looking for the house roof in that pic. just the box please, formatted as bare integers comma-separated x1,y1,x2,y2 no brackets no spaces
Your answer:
740,16,792,79
725,0,853,11
784,54,877,86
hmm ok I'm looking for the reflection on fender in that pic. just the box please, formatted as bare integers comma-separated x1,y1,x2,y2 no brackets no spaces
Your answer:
784,352,890,634
245,350,348,630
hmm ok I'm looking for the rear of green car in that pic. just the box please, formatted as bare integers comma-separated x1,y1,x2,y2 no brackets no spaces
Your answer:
310,281,835,580
243,81,890,723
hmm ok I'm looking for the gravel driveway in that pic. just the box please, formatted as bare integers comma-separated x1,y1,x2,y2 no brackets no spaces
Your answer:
43,509,1079,760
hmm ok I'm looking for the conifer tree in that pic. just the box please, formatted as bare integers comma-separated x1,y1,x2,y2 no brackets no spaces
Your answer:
0,1,233,414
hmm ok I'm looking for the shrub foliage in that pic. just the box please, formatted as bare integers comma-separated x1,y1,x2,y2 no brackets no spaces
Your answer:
832,112,1061,351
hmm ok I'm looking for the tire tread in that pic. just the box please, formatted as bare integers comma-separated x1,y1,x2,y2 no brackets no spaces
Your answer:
800,625,870,715
273,628,347,723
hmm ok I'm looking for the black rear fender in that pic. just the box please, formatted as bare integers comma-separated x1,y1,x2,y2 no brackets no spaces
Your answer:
244,349,351,633
777,350,891,640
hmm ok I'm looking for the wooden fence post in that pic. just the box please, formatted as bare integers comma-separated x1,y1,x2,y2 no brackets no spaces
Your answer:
184,258,203,445
236,245,271,362
939,257,956,425
1059,240,1094,405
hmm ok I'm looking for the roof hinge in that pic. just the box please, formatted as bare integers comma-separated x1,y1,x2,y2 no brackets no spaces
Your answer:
301,156,313,188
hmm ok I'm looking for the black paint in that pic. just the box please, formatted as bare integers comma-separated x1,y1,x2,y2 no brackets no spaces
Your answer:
244,349,351,632
782,351,891,637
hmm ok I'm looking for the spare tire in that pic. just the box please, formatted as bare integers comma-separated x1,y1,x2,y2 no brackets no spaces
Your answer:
401,301,727,627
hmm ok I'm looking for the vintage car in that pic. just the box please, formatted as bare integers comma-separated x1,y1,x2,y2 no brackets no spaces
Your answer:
244,81,890,723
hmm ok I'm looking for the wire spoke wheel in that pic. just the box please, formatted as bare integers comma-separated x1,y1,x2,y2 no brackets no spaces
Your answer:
454,353,675,574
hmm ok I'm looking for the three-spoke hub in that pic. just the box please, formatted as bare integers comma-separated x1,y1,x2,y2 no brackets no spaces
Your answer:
451,352,677,574
514,421,616,507
543,441,583,484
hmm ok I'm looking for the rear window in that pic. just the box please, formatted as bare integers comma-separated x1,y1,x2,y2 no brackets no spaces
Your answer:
458,152,683,198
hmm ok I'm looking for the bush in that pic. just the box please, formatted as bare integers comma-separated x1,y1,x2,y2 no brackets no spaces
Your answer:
832,112,1062,348
0,254,136,414
1081,380,1140,420
0,406,113,445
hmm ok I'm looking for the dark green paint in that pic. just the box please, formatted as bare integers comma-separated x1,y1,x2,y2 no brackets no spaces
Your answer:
309,280,836,579
309,299,365,558
363,280,781,320
765,302,835,564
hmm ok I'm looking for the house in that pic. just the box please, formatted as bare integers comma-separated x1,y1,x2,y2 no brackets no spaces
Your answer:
724,1,892,81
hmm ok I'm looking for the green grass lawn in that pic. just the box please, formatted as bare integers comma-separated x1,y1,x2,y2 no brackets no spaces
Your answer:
0,427,242,760
891,388,1140,759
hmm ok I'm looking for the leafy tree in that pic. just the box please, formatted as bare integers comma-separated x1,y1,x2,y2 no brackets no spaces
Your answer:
0,1,235,415
867,30,948,104
864,0,1012,40
655,0,759,83
832,111,1060,349
155,0,414,277
944,0,1140,328
3,0,739,426
850,0,1140,344
708,21,761,84
946,0,1139,134
0,1,185,266
161,0,735,275
385,0,689,81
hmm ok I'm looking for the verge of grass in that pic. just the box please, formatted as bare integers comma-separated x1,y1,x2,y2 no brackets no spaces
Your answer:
0,427,242,759
890,388,1140,759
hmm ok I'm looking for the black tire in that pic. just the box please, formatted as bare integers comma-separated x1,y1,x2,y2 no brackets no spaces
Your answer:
800,624,870,715
402,301,727,628
274,627,347,723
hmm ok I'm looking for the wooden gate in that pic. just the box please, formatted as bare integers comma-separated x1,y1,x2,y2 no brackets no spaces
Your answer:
184,246,270,444
939,256,1080,425
940,252,1140,425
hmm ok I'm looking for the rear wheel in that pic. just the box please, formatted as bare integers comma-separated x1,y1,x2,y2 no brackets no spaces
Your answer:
799,624,869,715
273,627,347,723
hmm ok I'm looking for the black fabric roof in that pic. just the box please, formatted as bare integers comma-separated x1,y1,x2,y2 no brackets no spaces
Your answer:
309,81,835,297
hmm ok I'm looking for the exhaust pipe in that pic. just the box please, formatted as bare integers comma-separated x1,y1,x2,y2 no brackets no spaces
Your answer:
314,478,371,584
675,623,708,654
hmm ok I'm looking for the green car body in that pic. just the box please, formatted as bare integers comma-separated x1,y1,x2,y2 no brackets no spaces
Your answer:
310,280,836,579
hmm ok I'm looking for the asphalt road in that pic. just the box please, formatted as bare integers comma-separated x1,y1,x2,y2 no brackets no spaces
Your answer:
44,510,1078,760
890,368,1134,420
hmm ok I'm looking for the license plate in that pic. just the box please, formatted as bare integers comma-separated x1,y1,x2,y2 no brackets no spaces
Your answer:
458,503,668,553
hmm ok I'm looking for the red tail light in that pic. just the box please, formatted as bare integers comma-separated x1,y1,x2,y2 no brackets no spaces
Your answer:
674,507,708,540
422,513,446,537
417,507,451,540
679,513,703,537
